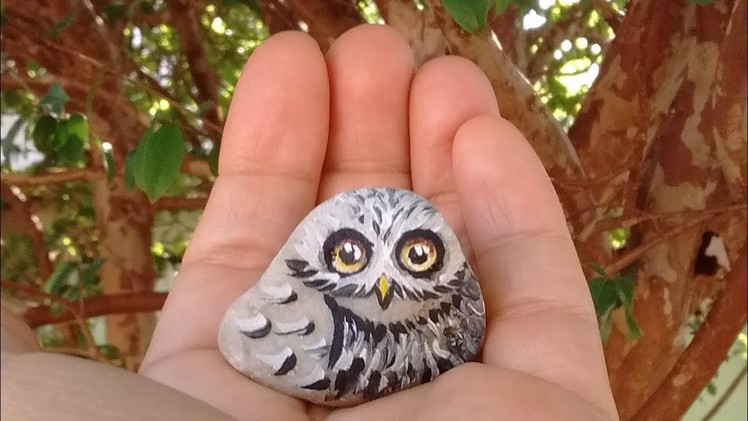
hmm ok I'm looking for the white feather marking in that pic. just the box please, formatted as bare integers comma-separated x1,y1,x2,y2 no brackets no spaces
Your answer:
235,314,269,332
295,364,326,387
302,338,329,358
261,283,294,302
256,346,293,372
274,317,311,334
333,349,354,371
431,339,451,360
467,302,484,316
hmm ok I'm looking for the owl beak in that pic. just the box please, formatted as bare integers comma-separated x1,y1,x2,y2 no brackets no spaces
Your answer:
375,274,393,310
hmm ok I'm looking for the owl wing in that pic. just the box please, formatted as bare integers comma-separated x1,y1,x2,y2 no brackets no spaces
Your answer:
218,267,339,403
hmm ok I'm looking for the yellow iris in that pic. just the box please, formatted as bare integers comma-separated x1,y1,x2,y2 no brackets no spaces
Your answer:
399,238,438,273
331,239,368,274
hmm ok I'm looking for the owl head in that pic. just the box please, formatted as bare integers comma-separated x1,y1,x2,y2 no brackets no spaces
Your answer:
282,188,467,320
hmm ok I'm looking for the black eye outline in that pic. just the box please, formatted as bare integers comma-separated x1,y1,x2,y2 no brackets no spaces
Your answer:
323,228,373,277
395,229,445,278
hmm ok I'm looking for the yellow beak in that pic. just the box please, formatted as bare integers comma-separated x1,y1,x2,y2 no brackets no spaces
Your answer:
375,274,393,310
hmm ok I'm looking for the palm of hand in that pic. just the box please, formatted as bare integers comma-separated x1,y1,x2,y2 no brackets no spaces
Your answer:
139,25,618,421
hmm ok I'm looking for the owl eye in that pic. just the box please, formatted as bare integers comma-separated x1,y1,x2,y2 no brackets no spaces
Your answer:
323,229,372,276
395,230,445,277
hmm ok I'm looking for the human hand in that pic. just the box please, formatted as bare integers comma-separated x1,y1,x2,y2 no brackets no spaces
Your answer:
139,25,618,421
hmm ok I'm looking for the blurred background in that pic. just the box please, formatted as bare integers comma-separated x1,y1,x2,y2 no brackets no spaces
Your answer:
1,0,745,419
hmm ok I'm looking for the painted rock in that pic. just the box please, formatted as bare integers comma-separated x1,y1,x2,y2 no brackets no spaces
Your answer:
218,187,485,406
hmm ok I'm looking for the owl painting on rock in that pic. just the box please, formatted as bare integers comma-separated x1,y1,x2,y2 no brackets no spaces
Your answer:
218,187,486,406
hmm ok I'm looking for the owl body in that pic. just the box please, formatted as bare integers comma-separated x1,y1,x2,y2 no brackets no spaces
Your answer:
218,188,486,406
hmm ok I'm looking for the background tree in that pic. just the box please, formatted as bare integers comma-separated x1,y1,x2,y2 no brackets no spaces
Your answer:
1,0,745,419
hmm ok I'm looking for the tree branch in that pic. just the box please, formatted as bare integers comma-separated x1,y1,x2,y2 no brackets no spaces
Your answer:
167,0,223,128
13,290,169,328
153,196,207,211
702,365,748,421
601,205,742,276
1,169,104,186
2,281,108,361
632,248,747,420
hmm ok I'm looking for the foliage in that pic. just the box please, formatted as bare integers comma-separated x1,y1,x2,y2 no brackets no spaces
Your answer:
588,262,642,343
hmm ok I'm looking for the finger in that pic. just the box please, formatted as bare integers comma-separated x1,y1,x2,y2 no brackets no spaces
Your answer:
317,24,413,201
143,31,329,363
185,31,329,268
452,116,617,416
409,56,500,254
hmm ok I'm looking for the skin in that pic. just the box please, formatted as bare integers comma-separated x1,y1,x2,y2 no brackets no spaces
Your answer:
138,25,620,421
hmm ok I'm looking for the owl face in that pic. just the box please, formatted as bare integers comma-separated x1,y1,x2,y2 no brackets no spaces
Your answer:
286,188,464,318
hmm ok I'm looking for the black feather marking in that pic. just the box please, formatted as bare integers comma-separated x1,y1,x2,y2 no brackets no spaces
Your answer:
364,371,382,399
275,352,297,375
373,325,387,345
333,283,359,296
417,316,428,325
295,269,318,278
285,259,311,277
451,294,463,309
333,371,349,398
302,378,331,390
434,285,452,293
373,206,383,223
406,363,416,381
440,301,452,314
324,295,345,369
277,291,298,305
420,364,432,384
358,214,365,223
303,279,329,289
372,220,381,235
436,358,454,374
382,225,393,242
240,319,271,339
348,357,365,384
391,282,404,299
422,290,440,300
319,283,337,292
428,308,441,323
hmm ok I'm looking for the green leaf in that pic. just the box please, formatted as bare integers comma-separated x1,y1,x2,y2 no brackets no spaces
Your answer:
39,82,70,115
61,113,89,143
46,11,75,39
615,276,643,341
56,134,85,165
32,115,61,153
44,261,75,295
442,0,493,33
79,258,105,286
135,123,186,202
599,307,615,343
588,278,618,318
